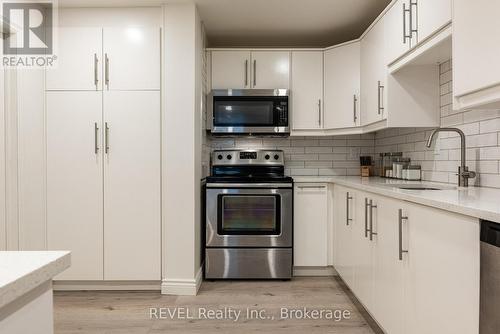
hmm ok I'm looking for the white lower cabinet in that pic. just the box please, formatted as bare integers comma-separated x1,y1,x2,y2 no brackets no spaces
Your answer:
333,185,480,334
47,91,104,280
333,186,356,287
46,91,161,281
294,183,329,267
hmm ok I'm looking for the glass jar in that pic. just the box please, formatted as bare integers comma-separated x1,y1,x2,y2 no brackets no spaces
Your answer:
404,165,422,181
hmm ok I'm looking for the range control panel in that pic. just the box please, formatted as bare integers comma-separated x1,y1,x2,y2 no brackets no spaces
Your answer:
212,149,284,166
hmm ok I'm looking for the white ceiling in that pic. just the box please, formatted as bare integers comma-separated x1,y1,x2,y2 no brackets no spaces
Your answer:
58,0,392,47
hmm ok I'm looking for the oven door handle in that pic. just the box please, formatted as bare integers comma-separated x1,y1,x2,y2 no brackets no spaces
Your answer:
206,183,293,188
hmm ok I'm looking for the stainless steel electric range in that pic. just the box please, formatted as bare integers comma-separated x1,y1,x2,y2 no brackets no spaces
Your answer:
204,149,293,279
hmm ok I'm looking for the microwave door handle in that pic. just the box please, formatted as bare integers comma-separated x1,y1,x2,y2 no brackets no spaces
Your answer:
245,60,248,87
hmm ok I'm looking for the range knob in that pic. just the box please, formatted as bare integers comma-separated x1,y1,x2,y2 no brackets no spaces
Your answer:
217,154,223,160
274,154,280,160
226,154,232,160
265,154,270,160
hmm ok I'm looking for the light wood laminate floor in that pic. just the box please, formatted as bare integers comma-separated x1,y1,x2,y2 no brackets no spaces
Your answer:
54,277,382,334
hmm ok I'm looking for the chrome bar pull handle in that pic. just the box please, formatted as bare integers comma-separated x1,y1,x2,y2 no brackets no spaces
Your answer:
318,99,321,126
403,3,411,44
364,198,370,238
94,122,99,154
253,59,257,87
377,81,384,115
346,192,353,226
353,94,358,124
105,122,110,154
244,59,248,87
398,209,409,260
94,54,99,89
297,185,326,189
105,53,110,89
369,199,378,241
409,0,418,38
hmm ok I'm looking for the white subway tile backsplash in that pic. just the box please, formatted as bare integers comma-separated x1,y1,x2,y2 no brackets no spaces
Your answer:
305,161,334,168
480,147,500,160
305,146,333,154
480,118,500,134
464,109,500,123
467,133,498,148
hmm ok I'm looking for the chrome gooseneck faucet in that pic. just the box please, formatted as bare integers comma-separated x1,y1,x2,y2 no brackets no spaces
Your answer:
426,128,476,187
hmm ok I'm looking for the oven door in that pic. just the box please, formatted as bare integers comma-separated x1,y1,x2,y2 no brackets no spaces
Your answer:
206,186,292,247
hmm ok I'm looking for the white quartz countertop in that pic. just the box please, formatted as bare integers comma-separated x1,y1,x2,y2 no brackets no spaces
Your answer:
0,251,70,309
293,176,500,222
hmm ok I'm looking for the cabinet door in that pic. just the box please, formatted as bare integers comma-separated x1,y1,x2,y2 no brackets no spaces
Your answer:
251,51,290,89
211,51,251,89
46,28,102,91
294,183,328,267
323,42,360,129
414,0,451,44
453,0,500,99
47,91,103,280
360,18,386,126
103,91,161,280
405,203,480,334
384,0,411,65
103,27,160,91
291,51,323,130
352,193,375,309
333,186,356,288
371,195,405,334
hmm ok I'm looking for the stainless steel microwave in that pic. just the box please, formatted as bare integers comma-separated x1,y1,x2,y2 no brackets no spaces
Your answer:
207,89,289,135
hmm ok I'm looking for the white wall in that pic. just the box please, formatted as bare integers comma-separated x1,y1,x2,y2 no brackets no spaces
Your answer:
162,3,203,295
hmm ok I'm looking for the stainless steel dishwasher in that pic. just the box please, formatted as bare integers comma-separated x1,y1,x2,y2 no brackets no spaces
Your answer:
480,220,500,334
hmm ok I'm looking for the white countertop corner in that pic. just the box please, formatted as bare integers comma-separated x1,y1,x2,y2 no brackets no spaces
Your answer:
0,251,71,309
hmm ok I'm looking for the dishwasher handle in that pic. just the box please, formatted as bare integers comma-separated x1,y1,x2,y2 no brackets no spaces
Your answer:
481,220,500,247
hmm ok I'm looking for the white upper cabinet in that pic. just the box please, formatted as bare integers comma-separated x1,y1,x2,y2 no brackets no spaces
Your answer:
293,183,328,267
103,27,161,91
384,1,411,65
46,28,103,91
414,0,451,44
251,51,290,89
211,51,251,89
453,0,500,110
210,50,290,90
361,17,387,126
323,42,360,129
291,51,323,130
384,0,451,65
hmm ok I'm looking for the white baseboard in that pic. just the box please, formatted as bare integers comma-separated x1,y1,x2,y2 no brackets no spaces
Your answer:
161,266,203,296
293,266,338,277
53,280,161,291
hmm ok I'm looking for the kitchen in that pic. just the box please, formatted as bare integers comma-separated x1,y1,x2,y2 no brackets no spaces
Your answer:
0,0,499,333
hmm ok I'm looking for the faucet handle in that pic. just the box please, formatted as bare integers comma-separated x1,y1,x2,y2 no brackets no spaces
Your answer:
458,170,477,178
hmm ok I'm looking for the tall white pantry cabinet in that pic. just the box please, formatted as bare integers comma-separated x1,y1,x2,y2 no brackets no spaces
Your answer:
46,27,161,281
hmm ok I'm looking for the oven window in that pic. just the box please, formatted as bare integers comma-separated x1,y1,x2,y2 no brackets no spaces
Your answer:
218,195,281,235
213,100,274,126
